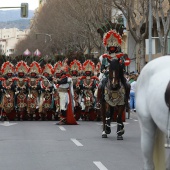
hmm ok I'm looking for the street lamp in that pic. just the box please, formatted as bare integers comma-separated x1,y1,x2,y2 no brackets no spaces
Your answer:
148,0,153,62
35,33,52,43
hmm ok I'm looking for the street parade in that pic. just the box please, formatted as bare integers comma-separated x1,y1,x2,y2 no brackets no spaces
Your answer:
0,28,131,127
0,0,170,170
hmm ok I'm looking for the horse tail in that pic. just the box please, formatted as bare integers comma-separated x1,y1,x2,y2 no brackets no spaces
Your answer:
153,128,166,170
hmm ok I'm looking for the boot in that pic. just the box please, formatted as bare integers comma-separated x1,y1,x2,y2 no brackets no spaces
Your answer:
57,110,67,125
57,115,66,125
125,98,130,113
124,82,130,113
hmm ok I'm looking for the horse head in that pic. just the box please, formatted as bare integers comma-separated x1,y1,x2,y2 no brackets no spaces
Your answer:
107,58,123,90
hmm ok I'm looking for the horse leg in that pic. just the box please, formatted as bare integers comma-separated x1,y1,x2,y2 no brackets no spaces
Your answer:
139,116,157,170
102,103,112,138
105,106,114,134
102,102,107,138
116,105,125,140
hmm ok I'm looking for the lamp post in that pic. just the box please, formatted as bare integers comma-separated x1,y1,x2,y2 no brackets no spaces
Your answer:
35,33,52,43
148,0,153,62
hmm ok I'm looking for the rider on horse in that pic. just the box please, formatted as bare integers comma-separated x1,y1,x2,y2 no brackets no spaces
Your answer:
96,29,131,139
97,30,130,112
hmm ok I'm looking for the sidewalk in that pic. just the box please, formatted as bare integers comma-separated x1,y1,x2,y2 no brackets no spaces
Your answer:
126,110,138,120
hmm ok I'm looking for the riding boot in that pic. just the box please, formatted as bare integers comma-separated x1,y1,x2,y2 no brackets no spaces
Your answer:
105,111,111,134
123,82,130,112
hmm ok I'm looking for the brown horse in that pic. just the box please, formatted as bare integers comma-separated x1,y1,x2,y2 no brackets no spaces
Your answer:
96,58,128,140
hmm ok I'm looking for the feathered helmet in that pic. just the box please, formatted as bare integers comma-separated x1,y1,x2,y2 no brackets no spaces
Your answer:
42,63,54,78
53,61,63,78
28,61,42,77
82,60,95,76
103,29,122,54
1,61,15,77
15,60,29,78
61,58,69,74
70,59,82,76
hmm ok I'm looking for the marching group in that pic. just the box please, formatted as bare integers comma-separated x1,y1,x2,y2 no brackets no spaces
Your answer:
0,28,138,127
0,58,102,124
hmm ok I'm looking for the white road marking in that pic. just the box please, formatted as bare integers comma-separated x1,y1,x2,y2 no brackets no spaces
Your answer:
71,138,83,146
133,119,138,122
58,126,66,131
93,161,108,170
0,121,18,126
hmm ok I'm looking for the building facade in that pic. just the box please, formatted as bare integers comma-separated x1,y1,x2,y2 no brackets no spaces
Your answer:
0,28,29,56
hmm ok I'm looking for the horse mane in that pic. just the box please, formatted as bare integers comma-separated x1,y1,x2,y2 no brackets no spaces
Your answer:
109,59,119,71
109,59,124,80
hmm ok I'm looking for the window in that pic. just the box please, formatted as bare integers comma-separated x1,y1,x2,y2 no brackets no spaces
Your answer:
9,49,14,52
155,39,161,53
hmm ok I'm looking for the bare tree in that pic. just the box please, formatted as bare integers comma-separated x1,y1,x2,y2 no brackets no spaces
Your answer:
112,0,149,71
152,0,170,55
15,0,116,58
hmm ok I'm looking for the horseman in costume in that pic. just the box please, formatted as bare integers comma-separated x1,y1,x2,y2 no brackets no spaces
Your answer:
96,29,130,111
27,61,41,120
15,61,29,120
39,63,54,120
96,28,131,139
76,60,99,121
0,61,16,120
54,61,77,125
69,59,82,120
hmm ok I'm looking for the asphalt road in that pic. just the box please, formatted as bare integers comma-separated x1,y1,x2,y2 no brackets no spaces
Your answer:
0,112,168,170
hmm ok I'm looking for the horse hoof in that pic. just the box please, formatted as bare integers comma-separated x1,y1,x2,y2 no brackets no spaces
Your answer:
102,131,107,138
117,136,123,140
102,134,107,138
105,130,111,134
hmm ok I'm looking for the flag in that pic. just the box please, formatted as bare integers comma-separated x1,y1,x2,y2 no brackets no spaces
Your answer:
34,49,41,57
23,49,31,56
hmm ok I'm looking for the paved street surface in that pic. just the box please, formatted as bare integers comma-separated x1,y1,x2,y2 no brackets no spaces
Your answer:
0,112,168,170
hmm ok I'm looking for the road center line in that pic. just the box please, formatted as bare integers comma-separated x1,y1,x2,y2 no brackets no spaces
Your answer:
134,119,138,121
93,161,108,170
58,126,66,131
71,138,83,146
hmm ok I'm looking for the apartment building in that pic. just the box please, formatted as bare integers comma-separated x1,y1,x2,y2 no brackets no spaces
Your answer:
0,28,29,56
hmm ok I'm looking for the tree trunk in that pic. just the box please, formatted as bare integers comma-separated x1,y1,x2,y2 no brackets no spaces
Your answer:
161,34,168,55
140,39,146,71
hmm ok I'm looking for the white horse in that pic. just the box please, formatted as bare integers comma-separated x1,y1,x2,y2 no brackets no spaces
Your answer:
136,55,170,170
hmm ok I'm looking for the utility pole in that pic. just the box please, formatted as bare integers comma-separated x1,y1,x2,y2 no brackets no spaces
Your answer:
0,3,28,18
148,0,152,62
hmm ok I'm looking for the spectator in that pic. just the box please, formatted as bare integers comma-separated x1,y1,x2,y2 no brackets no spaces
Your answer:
130,74,137,112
